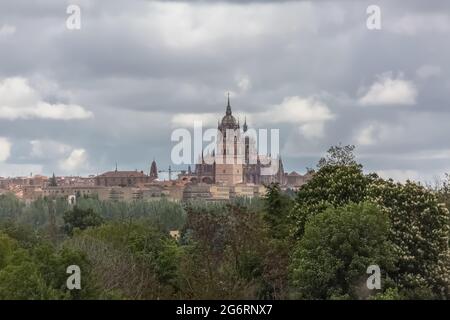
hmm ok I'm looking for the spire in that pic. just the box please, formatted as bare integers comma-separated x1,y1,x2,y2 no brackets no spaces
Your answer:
226,92,232,116
150,159,158,179
115,162,118,172
243,116,248,132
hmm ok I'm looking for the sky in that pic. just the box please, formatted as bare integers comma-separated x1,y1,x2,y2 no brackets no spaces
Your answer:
0,0,449,183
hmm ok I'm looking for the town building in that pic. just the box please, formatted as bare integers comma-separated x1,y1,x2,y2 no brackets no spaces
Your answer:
95,160,158,187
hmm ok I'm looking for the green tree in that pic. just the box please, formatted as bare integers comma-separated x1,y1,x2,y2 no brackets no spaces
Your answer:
0,259,60,300
317,144,357,169
292,163,372,238
0,193,24,221
263,183,293,239
291,202,397,299
181,203,289,299
367,178,450,299
63,206,104,235
291,144,450,299
49,173,58,187
0,232,17,269
65,221,181,299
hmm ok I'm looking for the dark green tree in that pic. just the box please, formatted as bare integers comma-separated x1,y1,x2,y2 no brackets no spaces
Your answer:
291,202,397,299
263,183,293,239
49,173,58,187
291,144,450,299
63,206,104,235
292,164,372,238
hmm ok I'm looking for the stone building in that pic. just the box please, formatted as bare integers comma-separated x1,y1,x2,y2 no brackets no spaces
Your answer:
178,97,308,187
95,163,157,187
182,182,266,201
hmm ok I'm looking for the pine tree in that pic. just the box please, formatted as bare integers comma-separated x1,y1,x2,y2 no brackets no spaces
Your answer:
49,173,57,187
263,183,292,239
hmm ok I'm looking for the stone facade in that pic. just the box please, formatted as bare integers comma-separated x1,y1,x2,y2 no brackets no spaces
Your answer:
183,183,266,201
95,169,154,187
178,97,309,188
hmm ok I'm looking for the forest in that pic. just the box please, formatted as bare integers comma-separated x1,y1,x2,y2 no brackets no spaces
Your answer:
0,145,448,300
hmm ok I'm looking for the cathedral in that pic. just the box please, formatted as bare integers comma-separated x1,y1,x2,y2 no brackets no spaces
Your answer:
178,96,286,186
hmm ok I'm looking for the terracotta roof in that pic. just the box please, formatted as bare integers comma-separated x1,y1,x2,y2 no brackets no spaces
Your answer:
97,171,148,178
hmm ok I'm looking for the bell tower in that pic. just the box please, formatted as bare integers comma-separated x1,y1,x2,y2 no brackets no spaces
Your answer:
215,95,244,185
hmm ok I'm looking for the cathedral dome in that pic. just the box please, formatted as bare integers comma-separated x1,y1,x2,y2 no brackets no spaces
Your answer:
219,94,239,131
221,114,237,128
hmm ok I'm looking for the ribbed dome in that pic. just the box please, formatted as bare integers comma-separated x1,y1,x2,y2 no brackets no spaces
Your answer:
221,114,238,128
219,94,239,131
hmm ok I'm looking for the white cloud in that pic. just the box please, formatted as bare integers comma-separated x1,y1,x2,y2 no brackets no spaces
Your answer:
236,74,252,92
30,140,72,159
253,96,334,138
256,96,334,124
30,140,91,174
170,96,334,140
354,121,407,148
0,77,93,120
416,65,441,79
59,149,88,172
171,113,218,127
0,24,15,36
0,137,11,162
356,124,377,146
137,2,318,50
298,122,325,139
359,73,417,106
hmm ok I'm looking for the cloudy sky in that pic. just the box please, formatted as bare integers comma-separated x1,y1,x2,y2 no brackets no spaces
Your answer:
0,0,449,182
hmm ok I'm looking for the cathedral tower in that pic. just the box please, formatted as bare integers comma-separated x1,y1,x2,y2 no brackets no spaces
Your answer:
150,160,158,179
215,94,244,185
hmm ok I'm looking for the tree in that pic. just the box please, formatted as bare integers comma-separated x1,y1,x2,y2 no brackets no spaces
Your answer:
0,193,24,221
65,221,181,299
291,145,450,299
63,206,104,235
49,173,58,187
263,183,293,239
434,173,450,210
0,232,17,269
292,164,371,239
367,178,450,299
180,202,288,299
290,202,397,299
0,259,60,300
317,144,357,169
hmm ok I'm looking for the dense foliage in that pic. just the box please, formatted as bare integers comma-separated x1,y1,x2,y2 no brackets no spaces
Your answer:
0,145,448,299
291,202,397,299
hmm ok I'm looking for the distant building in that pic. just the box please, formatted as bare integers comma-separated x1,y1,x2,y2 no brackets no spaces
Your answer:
284,171,314,189
182,182,266,201
183,183,212,201
42,186,104,198
178,97,310,188
95,164,156,187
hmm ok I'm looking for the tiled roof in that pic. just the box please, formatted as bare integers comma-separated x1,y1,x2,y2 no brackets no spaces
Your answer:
97,171,148,178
